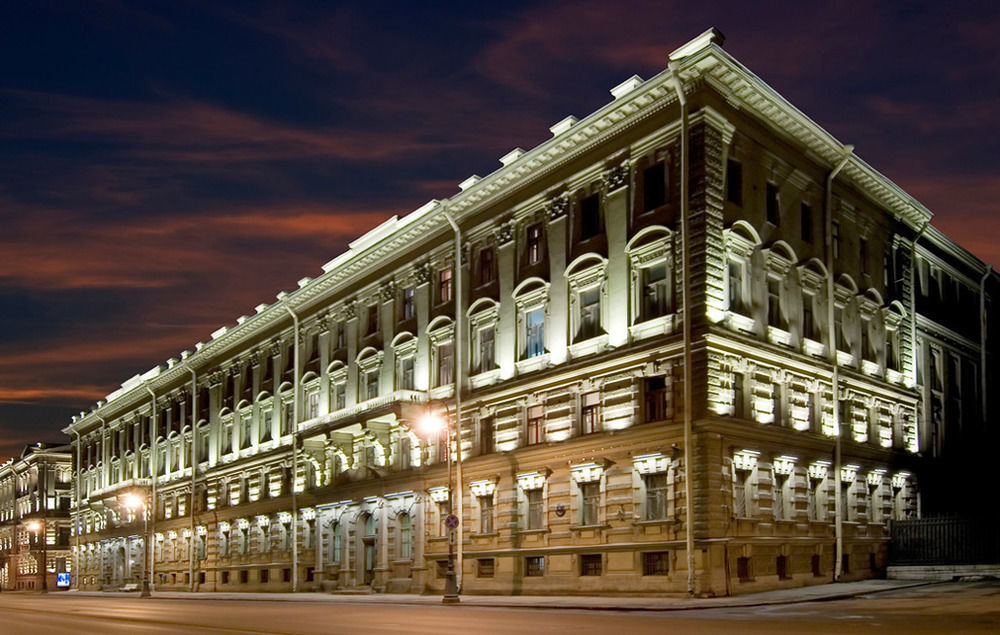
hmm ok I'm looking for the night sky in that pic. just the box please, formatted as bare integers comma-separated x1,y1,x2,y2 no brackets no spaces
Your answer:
1,1,998,462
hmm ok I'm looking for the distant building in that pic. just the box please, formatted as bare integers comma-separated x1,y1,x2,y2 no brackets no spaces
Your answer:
63,29,996,596
0,443,74,591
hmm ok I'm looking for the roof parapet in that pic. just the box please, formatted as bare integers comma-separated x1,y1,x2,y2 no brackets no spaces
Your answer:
610,75,644,99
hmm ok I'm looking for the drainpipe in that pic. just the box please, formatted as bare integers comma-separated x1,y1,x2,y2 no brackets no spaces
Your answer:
909,222,929,459
826,145,853,582
980,265,991,425
71,428,81,590
280,299,300,592
667,58,695,597
188,366,197,592
441,203,464,593
143,385,157,592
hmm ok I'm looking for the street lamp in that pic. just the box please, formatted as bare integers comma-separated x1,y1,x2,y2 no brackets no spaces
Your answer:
122,492,151,597
25,520,47,593
419,408,459,604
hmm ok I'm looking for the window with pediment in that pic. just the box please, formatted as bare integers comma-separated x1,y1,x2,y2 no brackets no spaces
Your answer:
468,299,499,376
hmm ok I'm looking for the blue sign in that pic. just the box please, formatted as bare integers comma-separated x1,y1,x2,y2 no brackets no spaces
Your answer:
56,573,70,588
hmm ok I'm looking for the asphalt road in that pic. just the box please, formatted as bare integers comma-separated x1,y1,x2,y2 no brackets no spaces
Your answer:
0,581,997,634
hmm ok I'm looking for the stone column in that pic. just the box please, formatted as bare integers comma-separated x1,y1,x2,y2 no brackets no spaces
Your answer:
415,266,432,391
496,222,517,379
345,302,359,406
604,166,630,347
546,198,569,363
380,283,396,394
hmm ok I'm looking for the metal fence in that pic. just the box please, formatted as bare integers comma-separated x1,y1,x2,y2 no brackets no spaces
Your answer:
890,515,1000,565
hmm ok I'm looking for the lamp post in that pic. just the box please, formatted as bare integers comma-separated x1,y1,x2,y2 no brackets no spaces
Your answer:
419,407,459,604
122,492,151,597
25,519,47,593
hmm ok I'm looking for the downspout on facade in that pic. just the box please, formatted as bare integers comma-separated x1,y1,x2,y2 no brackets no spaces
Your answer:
143,385,157,592
280,298,300,592
667,58,695,597
825,145,853,582
188,366,197,592
441,204,465,592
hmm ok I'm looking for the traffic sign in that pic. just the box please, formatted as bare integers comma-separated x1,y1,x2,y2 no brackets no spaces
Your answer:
445,514,459,530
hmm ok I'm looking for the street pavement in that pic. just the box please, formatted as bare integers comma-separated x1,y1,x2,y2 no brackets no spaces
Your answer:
0,579,996,634
64,577,930,610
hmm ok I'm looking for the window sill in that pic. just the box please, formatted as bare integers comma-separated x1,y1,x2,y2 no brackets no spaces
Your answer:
513,528,549,535
516,353,550,375
471,532,499,539
469,368,501,390
569,524,609,531
568,334,608,359
634,519,676,527
629,315,675,341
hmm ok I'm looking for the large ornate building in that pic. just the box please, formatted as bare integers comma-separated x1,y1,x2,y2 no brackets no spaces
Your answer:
62,30,996,596
0,443,74,591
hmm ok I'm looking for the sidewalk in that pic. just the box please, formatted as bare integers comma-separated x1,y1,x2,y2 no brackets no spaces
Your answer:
65,578,932,611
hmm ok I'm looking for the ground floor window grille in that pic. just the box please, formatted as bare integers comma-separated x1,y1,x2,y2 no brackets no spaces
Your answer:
642,551,669,576
477,558,495,578
525,556,544,577
580,554,602,576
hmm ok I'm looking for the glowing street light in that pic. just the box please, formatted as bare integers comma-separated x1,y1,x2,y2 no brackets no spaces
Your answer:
25,520,46,593
122,491,151,597
417,405,459,604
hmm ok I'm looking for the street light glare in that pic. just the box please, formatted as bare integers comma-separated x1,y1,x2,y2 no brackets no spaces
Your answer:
25,520,40,532
419,412,445,436
122,493,145,510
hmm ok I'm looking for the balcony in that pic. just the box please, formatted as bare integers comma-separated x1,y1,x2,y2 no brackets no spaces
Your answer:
297,390,427,438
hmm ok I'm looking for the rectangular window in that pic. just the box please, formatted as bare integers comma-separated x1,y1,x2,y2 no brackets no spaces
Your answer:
366,304,378,336
477,327,495,373
437,342,454,387
307,391,319,420
580,481,600,526
737,556,753,582
478,558,495,578
727,160,742,205
767,277,782,328
333,383,346,410
221,571,230,584
525,556,544,577
283,568,291,582
478,248,495,286
336,322,345,349
526,223,543,264
526,405,544,445
240,570,249,584
525,309,545,358
580,554,602,576
808,479,822,521
579,194,601,240
581,391,601,435
801,203,813,242
402,287,415,321
577,287,601,341
260,569,269,583
643,551,669,576
366,370,379,400
438,269,453,303
733,470,748,517
812,554,822,576
644,377,669,422
642,262,670,320
773,475,786,520
478,416,494,455
766,182,780,225
733,372,745,418
728,261,744,313
643,162,666,212
526,488,544,530
399,357,414,391
644,473,669,520
772,383,783,426
479,495,494,534
802,293,815,340
777,555,790,580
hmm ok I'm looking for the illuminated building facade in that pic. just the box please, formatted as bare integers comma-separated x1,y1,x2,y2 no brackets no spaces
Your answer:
0,443,74,591
63,30,995,596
